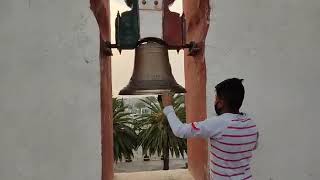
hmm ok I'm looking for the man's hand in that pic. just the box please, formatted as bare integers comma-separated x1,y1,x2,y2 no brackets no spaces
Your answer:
161,94,174,107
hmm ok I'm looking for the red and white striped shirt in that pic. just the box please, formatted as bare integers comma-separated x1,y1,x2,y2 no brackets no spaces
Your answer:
163,106,258,180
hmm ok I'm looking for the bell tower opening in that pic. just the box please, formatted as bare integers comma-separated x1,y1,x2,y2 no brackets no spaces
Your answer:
110,1,186,172
91,0,210,177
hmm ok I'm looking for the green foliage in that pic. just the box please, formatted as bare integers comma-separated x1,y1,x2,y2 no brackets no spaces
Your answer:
135,95,187,169
113,98,138,162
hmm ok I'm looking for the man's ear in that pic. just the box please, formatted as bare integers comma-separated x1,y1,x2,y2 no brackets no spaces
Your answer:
216,98,224,108
219,100,224,108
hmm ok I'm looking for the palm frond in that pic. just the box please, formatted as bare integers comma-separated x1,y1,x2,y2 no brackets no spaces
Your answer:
112,97,137,162
136,95,187,162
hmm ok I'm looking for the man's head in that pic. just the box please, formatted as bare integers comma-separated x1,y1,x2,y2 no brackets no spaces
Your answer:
214,78,245,115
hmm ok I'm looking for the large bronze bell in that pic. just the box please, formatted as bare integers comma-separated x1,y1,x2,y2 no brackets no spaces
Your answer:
119,41,186,95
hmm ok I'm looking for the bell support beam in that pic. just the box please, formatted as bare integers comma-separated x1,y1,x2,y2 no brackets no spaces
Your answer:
184,0,211,180
103,40,200,56
90,0,114,180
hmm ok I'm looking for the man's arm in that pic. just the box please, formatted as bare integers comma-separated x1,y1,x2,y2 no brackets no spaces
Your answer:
163,106,228,139
161,95,228,139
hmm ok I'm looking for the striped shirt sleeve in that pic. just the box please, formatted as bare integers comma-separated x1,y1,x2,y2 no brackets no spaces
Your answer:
163,106,229,139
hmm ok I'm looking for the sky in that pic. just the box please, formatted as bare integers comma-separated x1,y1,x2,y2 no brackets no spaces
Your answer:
110,0,184,96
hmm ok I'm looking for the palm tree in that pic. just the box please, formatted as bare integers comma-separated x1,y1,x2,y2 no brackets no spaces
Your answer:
113,98,138,162
136,95,187,170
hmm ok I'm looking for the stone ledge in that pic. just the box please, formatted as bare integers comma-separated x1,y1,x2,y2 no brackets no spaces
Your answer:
114,169,194,180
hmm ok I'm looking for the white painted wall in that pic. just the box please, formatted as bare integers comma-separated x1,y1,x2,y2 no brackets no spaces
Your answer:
2,0,320,179
206,0,320,179
0,0,101,180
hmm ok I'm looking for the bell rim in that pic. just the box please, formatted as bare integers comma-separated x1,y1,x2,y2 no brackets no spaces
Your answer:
119,88,186,95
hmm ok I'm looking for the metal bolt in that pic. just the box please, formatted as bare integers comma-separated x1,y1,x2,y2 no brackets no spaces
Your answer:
154,1,158,5
142,0,146,5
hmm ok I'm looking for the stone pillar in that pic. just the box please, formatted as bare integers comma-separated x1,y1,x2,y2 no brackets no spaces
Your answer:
183,0,211,180
90,0,113,180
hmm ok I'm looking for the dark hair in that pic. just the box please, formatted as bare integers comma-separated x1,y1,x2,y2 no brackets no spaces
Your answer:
215,78,245,111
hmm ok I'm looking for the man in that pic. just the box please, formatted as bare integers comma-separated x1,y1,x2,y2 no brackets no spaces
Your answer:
161,78,258,180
